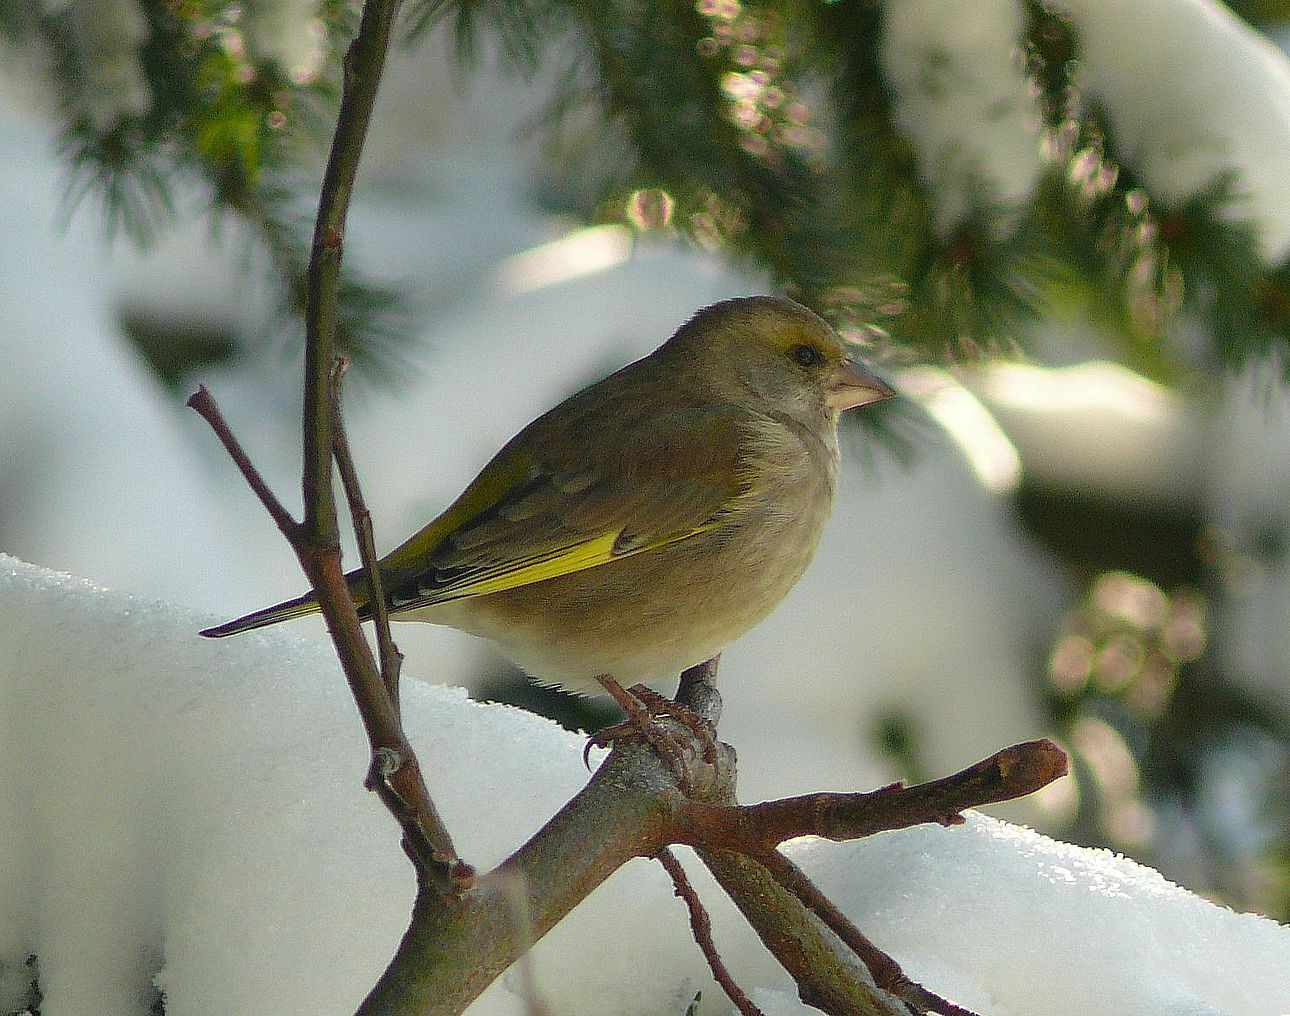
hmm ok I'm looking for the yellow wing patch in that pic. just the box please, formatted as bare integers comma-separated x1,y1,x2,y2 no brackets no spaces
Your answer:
392,521,717,610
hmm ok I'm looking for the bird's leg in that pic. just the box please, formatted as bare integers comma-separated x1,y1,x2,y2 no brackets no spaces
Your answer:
624,684,717,764
586,674,701,792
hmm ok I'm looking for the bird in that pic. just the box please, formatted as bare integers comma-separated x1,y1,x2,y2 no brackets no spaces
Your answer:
202,295,893,705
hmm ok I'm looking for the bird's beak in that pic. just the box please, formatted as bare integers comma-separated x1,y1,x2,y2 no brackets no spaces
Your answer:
826,357,895,412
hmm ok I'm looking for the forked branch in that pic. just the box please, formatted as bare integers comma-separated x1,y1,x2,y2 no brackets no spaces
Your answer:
191,0,463,891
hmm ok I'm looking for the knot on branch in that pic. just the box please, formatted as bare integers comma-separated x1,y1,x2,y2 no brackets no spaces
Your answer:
373,744,403,777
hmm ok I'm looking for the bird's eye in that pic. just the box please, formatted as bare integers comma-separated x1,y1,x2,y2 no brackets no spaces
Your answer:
790,343,822,367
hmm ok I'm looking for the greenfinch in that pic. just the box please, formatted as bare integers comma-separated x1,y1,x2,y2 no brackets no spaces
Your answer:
202,296,893,694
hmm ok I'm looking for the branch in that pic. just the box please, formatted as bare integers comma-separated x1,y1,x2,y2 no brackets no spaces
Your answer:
669,667,1061,1015
677,740,1069,853
355,738,683,1016
194,377,464,887
353,682,911,1016
187,386,300,540
300,0,399,543
330,357,403,705
299,0,465,888
656,847,765,1016
345,651,1064,1015
698,846,914,1016
757,851,978,1016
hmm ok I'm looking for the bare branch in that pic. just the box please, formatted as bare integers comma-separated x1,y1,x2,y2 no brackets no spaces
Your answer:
758,851,980,1016
329,356,404,705
657,847,765,1016
346,653,1065,1015
193,0,464,891
194,382,465,888
295,0,465,888
356,739,681,1016
678,739,1069,853
300,0,400,543
354,717,936,1016
186,386,300,539
697,847,913,1016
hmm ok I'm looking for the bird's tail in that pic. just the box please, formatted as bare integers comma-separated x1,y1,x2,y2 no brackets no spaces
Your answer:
199,592,321,638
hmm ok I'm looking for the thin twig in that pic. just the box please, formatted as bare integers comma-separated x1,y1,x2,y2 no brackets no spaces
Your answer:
495,871,552,1016
295,0,465,889
657,847,765,1016
194,383,465,889
329,356,404,706
758,851,979,1016
678,739,1069,852
300,0,399,542
187,386,300,538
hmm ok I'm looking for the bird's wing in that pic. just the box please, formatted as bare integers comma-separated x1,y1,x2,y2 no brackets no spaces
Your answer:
372,404,749,614
199,401,750,638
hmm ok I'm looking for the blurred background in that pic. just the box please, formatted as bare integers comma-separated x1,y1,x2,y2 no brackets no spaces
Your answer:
0,0,1287,922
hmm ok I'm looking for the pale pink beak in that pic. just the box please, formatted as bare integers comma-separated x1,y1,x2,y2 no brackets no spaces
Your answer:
826,357,895,412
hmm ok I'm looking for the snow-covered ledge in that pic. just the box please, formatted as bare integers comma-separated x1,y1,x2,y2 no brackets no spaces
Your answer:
0,556,1284,1016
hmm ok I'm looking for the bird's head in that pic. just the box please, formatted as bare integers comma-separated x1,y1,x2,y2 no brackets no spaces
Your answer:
664,296,894,424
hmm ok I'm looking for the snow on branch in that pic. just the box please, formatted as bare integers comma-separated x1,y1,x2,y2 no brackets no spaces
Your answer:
1063,0,1290,263
882,0,1045,233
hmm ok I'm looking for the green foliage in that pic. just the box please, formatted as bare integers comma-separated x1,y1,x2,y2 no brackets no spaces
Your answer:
1155,177,1276,369
2,0,403,374
405,0,549,72
9,0,1289,379
502,0,1288,378
58,123,176,243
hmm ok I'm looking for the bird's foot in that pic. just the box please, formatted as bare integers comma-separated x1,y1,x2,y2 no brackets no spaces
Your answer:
584,676,717,794
624,684,718,763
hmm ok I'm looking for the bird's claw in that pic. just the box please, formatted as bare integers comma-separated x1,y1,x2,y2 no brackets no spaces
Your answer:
584,677,718,794
582,720,634,768
624,684,718,764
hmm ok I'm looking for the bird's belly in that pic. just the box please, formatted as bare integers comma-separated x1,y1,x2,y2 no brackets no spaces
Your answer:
405,514,824,693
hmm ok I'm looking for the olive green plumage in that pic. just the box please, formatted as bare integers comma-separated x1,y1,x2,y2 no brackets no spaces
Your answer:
202,296,893,692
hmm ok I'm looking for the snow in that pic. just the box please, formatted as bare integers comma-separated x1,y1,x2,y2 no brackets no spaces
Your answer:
1060,0,1290,263
797,817,1290,1015
878,0,1290,263
47,0,151,129
881,0,1044,232
1205,364,1290,720
1,555,1287,1016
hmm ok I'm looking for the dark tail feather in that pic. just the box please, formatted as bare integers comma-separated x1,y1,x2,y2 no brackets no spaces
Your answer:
199,592,320,638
